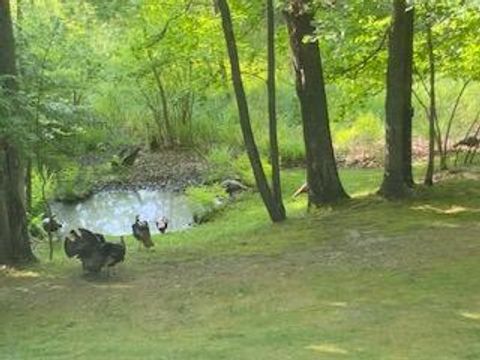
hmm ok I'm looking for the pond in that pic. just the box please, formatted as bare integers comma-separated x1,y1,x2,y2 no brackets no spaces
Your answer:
50,189,194,236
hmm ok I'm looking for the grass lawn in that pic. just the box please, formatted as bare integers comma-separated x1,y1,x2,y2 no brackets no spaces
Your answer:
1,167,480,359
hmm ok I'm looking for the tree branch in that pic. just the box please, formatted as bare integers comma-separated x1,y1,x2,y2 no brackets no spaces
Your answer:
413,64,430,97
443,78,471,151
329,26,390,79
412,88,428,114
143,0,194,49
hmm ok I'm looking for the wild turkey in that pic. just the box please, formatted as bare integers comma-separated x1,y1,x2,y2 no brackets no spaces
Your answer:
221,179,248,197
155,216,169,234
42,215,62,233
104,236,127,269
293,182,309,197
454,136,480,148
64,228,126,274
132,215,154,248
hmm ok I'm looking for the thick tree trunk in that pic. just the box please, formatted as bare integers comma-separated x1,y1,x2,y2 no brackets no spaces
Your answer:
0,0,17,91
0,144,14,263
216,0,285,222
0,0,35,265
284,0,348,206
424,25,436,186
0,143,35,264
380,0,413,199
403,5,414,187
267,0,286,220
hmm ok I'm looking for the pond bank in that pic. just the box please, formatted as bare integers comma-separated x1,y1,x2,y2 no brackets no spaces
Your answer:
54,148,209,203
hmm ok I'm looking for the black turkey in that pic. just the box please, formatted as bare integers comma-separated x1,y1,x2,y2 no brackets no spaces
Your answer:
132,215,153,248
454,136,480,148
64,229,126,274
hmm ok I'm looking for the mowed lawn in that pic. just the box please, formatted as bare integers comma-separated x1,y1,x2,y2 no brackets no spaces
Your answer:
1,168,480,359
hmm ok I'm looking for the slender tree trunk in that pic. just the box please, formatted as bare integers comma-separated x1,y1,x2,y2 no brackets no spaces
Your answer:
380,0,413,199
424,24,436,186
216,0,284,222
403,5,414,187
267,0,286,220
146,48,173,147
156,75,173,146
284,0,348,206
38,164,54,260
440,79,471,170
0,0,35,264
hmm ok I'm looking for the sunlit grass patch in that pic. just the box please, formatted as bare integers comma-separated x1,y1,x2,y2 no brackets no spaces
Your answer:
306,343,349,355
0,266,40,279
411,204,480,215
460,312,480,321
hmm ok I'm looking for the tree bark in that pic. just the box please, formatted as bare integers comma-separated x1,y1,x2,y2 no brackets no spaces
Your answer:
216,0,285,222
380,0,413,199
403,4,414,187
0,0,35,265
284,0,348,206
26,159,32,212
267,0,286,220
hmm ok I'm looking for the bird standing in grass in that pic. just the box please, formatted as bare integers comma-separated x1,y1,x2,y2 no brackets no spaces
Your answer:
42,215,63,234
293,182,309,198
132,215,154,248
221,179,248,197
64,228,126,275
155,216,169,234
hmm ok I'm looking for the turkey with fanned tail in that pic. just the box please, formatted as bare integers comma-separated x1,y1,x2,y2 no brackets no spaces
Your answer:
64,228,126,274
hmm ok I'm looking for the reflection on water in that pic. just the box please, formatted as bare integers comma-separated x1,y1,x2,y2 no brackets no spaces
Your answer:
51,189,193,236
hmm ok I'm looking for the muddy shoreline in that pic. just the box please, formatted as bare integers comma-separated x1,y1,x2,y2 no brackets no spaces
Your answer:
57,149,209,203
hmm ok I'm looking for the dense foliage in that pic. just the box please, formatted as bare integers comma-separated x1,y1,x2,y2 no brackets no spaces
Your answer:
1,0,479,229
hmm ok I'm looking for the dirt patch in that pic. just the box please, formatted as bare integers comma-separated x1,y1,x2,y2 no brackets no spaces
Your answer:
97,149,208,191
433,167,480,183
127,149,208,188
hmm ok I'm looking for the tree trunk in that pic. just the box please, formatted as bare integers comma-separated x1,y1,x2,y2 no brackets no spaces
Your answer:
0,143,35,264
26,159,32,212
380,0,413,199
424,24,436,186
403,4,414,187
0,0,17,91
146,49,173,148
284,0,348,206
267,0,286,220
0,144,14,264
440,79,471,170
216,0,285,222
0,0,35,265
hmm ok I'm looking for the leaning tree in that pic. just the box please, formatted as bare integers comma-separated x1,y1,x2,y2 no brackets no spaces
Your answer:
216,0,286,222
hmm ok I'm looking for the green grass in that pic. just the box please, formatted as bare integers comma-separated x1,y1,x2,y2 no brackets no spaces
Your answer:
2,168,480,359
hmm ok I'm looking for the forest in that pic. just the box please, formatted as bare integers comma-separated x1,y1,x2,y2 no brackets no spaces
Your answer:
1,0,480,358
